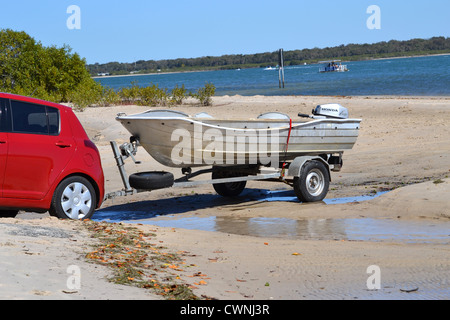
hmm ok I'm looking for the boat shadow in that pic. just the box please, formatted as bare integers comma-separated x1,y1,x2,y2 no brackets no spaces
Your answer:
94,188,299,222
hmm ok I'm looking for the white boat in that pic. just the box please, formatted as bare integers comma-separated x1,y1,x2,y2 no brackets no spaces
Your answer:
116,104,361,168
319,60,348,73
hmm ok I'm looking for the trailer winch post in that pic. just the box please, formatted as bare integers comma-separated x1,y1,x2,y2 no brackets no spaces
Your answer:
110,141,133,192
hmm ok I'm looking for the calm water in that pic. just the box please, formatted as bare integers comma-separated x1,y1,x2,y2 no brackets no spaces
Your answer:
96,55,450,96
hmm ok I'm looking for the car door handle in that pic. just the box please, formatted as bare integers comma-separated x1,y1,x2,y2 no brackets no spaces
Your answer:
0,141,6,144
55,141,72,148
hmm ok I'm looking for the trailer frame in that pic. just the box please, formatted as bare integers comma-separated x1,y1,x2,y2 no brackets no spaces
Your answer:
104,140,342,203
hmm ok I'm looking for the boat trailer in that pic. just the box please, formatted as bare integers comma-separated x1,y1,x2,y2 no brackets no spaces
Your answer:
105,139,344,203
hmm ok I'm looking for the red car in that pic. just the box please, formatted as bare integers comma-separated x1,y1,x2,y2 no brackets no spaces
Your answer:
0,93,105,220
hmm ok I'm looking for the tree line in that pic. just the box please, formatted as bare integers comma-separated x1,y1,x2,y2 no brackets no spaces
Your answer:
0,29,216,110
89,37,450,75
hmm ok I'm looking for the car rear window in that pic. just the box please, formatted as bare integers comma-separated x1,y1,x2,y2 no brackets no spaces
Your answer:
47,107,60,135
10,100,60,135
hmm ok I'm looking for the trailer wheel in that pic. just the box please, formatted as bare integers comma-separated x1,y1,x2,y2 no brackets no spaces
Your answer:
129,171,174,190
212,170,246,197
294,160,329,202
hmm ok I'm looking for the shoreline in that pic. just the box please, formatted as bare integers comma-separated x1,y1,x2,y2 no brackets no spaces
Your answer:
92,52,450,79
92,69,214,79
216,94,450,99
365,52,450,61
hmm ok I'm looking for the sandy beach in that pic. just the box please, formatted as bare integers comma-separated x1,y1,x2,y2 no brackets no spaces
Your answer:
1,95,449,300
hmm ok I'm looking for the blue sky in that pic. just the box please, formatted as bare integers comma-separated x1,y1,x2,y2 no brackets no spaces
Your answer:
1,0,449,64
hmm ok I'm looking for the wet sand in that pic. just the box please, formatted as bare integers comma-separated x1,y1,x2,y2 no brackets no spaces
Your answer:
1,95,449,300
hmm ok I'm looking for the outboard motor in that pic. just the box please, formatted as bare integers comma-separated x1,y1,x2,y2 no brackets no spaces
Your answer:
312,104,349,119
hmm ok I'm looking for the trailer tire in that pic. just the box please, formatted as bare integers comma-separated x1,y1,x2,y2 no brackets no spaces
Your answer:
294,160,329,202
129,171,174,190
212,170,246,197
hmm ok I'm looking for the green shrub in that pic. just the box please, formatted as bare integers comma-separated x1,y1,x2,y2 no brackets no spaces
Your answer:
191,82,216,106
170,84,187,105
138,84,169,106
98,86,121,107
0,29,96,104
118,81,141,105
69,79,103,111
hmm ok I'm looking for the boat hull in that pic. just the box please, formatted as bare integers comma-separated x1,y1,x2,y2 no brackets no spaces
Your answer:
117,113,361,168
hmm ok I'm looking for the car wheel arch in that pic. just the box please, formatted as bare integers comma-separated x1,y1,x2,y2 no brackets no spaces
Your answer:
53,172,102,209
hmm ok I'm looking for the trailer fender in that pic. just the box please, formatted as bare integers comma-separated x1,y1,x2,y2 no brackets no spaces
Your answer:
287,156,331,181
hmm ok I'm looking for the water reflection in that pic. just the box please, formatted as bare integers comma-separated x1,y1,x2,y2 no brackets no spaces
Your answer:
141,216,450,243
213,217,347,240
110,215,348,240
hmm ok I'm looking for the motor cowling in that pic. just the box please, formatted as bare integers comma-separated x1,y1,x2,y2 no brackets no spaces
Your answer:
313,104,349,119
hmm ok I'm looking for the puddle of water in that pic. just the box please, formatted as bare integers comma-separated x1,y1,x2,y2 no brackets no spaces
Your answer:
264,189,388,204
125,216,450,244
94,189,449,243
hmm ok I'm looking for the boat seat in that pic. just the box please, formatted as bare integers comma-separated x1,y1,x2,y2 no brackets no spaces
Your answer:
194,112,214,119
257,112,290,120
140,110,189,118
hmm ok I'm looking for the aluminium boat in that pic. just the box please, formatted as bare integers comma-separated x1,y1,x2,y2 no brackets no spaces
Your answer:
116,104,361,168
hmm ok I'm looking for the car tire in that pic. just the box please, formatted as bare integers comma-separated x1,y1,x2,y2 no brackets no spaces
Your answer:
129,171,174,190
50,176,97,220
0,210,19,218
293,160,329,202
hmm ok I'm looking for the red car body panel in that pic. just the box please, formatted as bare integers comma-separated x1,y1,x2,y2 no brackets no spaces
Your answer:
0,93,105,212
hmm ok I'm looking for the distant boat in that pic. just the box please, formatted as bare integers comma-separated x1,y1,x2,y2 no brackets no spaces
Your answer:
319,60,348,73
264,66,277,70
